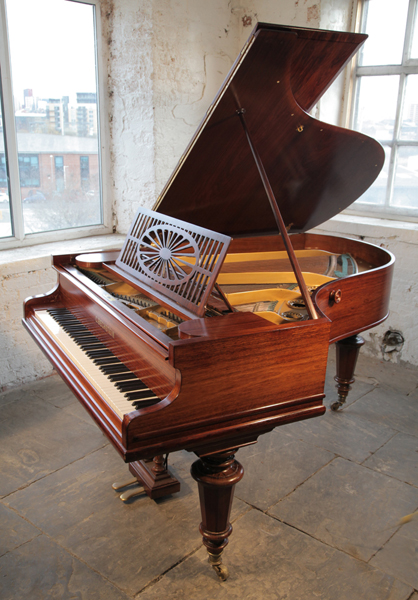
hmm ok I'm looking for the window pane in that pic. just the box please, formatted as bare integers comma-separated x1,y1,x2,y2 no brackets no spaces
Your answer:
411,4,418,58
356,145,390,206
360,0,409,66
6,0,102,235
353,75,399,142
392,147,418,209
400,75,418,140
0,85,13,238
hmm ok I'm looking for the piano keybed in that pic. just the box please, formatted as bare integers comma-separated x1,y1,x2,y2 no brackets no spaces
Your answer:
34,308,161,419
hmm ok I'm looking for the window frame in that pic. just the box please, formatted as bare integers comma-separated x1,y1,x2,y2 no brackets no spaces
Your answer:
0,0,112,250
344,0,418,223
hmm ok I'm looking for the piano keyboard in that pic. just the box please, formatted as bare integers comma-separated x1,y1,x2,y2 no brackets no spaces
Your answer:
34,308,160,419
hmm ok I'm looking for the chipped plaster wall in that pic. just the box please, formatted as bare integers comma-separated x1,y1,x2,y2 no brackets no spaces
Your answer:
102,0,157,233
152,1,241,195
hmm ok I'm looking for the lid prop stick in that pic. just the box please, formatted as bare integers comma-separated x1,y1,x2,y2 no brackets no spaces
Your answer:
237,108,318,320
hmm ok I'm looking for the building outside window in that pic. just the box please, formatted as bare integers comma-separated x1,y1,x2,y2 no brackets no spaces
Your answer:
80,155,90,190
54,156,64,192
18,155,40,187
349,0,418,221
0,0,106,244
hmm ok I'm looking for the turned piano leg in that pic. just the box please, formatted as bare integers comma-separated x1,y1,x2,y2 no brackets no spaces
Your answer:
331,335,365,411
191,450,244,581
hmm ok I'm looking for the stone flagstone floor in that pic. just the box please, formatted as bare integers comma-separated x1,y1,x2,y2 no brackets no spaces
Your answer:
0,351,417,599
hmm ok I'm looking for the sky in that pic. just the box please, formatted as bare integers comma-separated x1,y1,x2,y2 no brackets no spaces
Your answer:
6,0,97,105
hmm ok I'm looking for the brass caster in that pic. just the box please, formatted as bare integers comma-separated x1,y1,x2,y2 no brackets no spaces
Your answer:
208,553,229,582
330,401,343,411
212,563,229,581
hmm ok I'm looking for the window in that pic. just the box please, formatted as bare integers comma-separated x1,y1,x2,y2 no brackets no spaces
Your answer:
0,83,13,237
80,155,90,190
54,156,64,192
19,155,40,187
0,0,108,247
350,0,418,220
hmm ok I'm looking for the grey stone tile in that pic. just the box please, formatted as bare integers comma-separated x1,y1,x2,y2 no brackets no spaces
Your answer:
363,432,418,486
345,387,418,436
280,408,397,463
0,535,130,600
269,458,418,562
0,386,39,411
408,386,418,401
235,430,334,510
355,353,417,396
138,510,412,600
0,503,40,557
370,511,418,589
5,446,249,596
324,378,376,409
0,395,107,497
31,373,77,408
62,398,109,427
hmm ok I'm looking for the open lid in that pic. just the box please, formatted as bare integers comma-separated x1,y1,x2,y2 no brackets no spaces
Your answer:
154,23,384,237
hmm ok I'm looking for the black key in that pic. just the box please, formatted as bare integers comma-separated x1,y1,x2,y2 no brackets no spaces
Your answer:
93,357,121,366
124,389,156,400
85,350,113,358
99,364,130,374
132,399,159,409
116,380,148,392
107,373,138,382
78,343,104,351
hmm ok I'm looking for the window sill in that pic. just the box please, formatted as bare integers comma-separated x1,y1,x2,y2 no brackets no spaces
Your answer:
0,233,126,277
311,214,418,245
2,213,415,279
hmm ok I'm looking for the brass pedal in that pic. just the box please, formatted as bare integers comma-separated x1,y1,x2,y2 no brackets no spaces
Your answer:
119,487,146,502
112,477,146,502
112,478,138,491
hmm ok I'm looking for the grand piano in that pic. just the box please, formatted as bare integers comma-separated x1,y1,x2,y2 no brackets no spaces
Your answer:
23,23,394,580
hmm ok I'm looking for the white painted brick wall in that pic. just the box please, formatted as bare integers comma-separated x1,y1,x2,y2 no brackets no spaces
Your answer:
0,264,57,391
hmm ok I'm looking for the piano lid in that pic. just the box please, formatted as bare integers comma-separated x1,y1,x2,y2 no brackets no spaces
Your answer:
154,23,384,238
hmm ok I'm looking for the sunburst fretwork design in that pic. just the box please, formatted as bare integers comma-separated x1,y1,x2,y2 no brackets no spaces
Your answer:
115,207,231,317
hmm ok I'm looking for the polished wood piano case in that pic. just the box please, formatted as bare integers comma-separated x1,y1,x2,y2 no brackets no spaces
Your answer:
23,22,394,581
